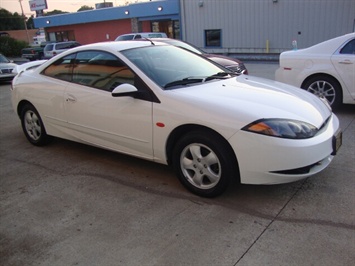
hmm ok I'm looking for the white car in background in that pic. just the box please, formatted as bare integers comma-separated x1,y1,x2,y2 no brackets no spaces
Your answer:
115,32,167,41
12,60,47,75
11,41,341,197
276,33,355,108
0,53,17,82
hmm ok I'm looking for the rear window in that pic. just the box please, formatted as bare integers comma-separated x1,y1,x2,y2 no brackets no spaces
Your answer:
146,33,165,38
117,35,134,41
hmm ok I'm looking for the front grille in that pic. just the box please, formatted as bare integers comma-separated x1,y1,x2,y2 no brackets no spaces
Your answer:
270,162,320,175
0,68,13,74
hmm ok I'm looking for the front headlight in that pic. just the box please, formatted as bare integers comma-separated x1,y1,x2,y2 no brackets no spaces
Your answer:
242,119,318,139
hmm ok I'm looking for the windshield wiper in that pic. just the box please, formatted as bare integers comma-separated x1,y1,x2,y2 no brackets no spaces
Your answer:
164,72,235,89
205,71,234,81
164,77,204,89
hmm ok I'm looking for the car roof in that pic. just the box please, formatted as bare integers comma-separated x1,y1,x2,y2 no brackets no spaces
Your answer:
75,40,166,52
38,41,168,68
120,32,165,36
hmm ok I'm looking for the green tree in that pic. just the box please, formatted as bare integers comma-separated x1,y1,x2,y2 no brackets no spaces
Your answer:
0,36,28,56
45,10,69,16
26,15,35,29
0,8,26,31
78,5,94,12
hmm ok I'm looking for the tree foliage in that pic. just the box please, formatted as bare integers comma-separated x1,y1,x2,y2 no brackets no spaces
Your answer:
44,10,69,16
78,5,94,12
26,15,35,29
0,36,28,56
0,8,25,31
0,7,91,32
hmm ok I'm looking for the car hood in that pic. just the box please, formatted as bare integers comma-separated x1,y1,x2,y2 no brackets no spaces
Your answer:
0,62,17,69
168,75,331,129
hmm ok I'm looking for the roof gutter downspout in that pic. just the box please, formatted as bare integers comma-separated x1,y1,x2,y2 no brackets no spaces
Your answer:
180,0,187,40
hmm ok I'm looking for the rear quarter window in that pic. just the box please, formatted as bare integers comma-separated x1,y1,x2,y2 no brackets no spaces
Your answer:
340,39,355,54
44,44,54,51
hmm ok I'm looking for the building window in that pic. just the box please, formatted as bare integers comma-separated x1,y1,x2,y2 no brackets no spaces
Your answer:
48,30,75,42
205,29,221,47
151,20,179,38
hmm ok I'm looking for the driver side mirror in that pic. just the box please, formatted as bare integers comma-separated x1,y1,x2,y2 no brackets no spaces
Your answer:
111,84,138,97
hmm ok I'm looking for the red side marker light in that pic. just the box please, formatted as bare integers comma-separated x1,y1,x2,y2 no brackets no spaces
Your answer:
156,122,165,127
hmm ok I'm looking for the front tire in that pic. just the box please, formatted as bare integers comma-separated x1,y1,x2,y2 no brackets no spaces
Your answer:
20,104,51,146
172,131,238,197
302,75,342,109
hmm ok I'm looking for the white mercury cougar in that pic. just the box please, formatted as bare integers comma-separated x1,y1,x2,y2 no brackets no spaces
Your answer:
11,41,342,197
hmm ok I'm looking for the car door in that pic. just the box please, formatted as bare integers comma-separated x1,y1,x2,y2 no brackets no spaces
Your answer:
64,50,154,159
331,38,355,100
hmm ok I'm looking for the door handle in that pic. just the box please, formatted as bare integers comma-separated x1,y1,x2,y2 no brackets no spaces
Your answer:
66,94,77,103
339,60,353,65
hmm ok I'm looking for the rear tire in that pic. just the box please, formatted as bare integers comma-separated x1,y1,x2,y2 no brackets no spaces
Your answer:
172,131,238,197
20,104,52,146
302,75,342,109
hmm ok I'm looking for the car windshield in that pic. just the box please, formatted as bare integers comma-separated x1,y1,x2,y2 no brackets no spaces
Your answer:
0,54,10,63
122,45,233,89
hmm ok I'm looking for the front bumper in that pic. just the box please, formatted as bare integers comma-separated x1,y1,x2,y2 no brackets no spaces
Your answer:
229,113,341,184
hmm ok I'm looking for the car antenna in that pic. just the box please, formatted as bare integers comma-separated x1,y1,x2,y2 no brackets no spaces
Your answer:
143,38,155,45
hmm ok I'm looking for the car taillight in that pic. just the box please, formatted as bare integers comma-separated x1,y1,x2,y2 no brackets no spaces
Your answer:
31,50,35,54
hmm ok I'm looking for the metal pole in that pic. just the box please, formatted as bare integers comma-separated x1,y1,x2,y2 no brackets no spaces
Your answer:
19,0,31,44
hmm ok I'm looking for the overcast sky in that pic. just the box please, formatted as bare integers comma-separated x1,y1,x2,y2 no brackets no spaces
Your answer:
1,0,146,16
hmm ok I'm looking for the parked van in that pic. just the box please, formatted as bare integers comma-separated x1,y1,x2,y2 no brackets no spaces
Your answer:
115,32,167,41
43,41,81,59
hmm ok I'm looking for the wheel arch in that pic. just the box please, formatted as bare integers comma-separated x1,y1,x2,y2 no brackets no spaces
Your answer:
16,100,35,117
165,124,240,181
301,73,343,101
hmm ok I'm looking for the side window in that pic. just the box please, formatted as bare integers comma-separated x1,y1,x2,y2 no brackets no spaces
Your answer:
340,39,355,54
205,29,221,47
57,43,70,50
41,53,76,82
72,42,81,48
72,50,135,91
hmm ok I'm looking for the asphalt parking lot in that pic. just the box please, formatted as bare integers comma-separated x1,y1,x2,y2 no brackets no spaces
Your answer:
1,61,354,266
